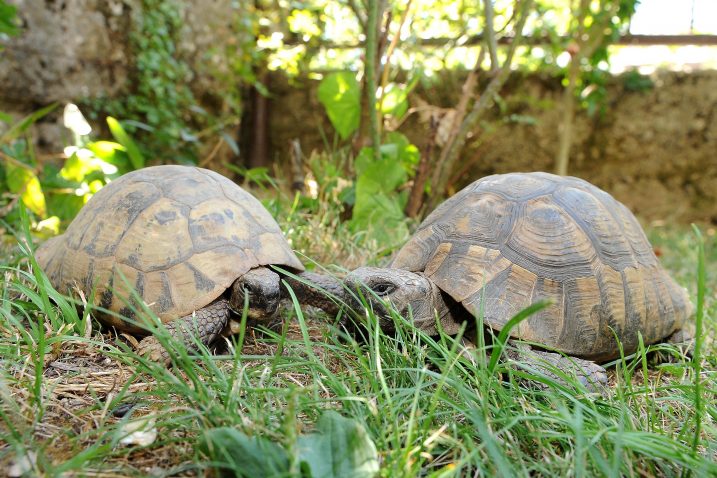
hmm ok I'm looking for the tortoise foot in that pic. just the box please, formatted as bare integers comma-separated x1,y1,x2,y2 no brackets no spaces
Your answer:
136,299,231,365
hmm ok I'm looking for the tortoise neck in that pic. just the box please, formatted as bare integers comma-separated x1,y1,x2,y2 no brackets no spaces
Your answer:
280,270,346,317
412,273,465,336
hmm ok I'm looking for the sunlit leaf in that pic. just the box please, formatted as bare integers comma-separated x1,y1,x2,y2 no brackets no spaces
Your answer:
380,83,409,119
87,140,125,159
88,179,104,194
6,164,46,217
87,140,132,174
317,71,360,140
35,216,60,236
60,153,94,182
384,132,420,171
107,117,144,170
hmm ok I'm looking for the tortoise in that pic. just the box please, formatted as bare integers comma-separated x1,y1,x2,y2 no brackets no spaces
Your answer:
345,172,694,390
36,165,341,362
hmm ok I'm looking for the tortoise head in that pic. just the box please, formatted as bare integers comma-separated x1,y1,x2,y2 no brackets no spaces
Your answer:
344,267,444,333
229,267,282,320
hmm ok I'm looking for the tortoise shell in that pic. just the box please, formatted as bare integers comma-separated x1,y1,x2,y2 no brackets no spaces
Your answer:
35,165,303,333
392,172,692,361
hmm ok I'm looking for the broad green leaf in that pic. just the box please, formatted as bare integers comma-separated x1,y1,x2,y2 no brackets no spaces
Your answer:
354,146,406,192
107,117,144,170
6,164,46,217
199,427,290,478
384,131,420,171
0,103,58,144
350,189,409,245
317,72,360,140
298,411,379,478
352,137,419,245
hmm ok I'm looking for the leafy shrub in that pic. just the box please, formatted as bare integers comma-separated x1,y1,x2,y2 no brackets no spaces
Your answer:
317,71,417,248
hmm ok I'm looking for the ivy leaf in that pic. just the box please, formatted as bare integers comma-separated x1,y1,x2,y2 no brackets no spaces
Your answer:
6,164,47,217
107,117,145,170
317,71,360,140
298,411,379,478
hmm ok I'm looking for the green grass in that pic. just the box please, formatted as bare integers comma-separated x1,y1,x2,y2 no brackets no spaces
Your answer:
1,183,715,476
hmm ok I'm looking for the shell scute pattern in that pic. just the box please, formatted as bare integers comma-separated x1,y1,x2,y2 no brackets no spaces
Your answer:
36,165,303,332
503,196,597,281
115,197,193,272
392,172,692,359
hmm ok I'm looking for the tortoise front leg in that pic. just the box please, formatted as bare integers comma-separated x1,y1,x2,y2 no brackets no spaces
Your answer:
505,342,608,393
137,298,231,364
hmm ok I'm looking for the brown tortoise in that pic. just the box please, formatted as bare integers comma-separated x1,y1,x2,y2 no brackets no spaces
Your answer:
346,172,693,390
36,165,340,362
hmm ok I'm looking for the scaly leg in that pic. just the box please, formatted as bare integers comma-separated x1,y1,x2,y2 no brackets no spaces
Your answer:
505,342,608,393
137,298,231,364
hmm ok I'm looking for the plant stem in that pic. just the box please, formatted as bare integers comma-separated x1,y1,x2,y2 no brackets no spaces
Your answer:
365,0,381,161
430,0,532,209
690,225,705,456
483,0,499,71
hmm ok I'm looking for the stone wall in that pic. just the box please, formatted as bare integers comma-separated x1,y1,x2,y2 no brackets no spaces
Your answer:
0,0,235,146
266,70,717,224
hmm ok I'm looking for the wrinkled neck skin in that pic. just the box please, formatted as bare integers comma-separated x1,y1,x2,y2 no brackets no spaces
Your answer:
280,270,346,317
402,273,464,336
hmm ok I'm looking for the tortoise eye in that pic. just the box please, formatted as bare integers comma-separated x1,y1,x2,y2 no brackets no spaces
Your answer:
373,283,394,296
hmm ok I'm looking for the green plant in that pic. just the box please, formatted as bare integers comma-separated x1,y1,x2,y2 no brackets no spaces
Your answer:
317,72,361,141
89,0,199,163
0,104,144,233
349,132,418,248
317,71,417,248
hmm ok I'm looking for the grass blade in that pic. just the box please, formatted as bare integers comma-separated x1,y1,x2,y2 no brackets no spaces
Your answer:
487,300,551,374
